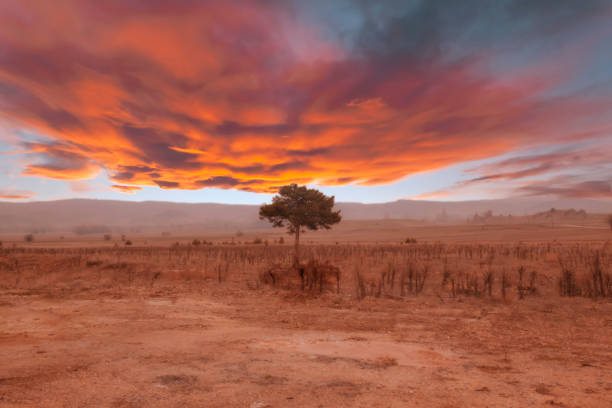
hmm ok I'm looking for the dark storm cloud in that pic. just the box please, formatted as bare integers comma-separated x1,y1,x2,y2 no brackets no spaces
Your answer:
323,0,610,59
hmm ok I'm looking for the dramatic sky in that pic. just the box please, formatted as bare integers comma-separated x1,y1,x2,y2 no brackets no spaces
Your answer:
1,0,611,203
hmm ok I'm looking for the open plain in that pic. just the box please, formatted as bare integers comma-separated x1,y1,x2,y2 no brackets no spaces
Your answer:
1,221,611,408
2,0,612,406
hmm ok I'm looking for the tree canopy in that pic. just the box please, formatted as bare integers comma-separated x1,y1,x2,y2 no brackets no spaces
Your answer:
259,184,341,233
259,184,341,265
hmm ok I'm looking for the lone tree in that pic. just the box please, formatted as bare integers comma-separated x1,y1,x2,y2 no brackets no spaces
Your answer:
259,184,341,265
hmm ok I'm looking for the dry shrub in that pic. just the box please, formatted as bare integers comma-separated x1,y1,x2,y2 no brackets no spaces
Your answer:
373,356,398,369
261,260,340,294
559,267,580,297
354,267,366,300
399,262,428,296
260,264,296,288
501,270,509,300
517,266,538,299
587,251,611,298
0,241,609,301
558,249,612,298
300,260,340,293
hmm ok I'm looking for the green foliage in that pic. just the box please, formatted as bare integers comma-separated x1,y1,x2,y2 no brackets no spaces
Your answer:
259,184,342,234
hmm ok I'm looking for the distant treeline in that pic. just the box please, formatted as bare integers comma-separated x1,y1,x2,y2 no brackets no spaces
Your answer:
72,225,112,235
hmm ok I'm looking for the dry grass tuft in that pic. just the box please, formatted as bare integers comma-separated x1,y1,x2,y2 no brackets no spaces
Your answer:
0,241,609,301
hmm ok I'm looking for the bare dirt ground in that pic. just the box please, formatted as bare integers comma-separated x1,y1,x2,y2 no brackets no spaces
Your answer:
2,284,611,406
1,224,611,407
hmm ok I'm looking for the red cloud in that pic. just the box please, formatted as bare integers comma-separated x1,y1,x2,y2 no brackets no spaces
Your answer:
0,1,611,194
414,141,612,199
517,181,612,198
111,185,142,194
0,190,36,200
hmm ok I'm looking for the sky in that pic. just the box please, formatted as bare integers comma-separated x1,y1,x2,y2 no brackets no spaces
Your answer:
0,0,611,204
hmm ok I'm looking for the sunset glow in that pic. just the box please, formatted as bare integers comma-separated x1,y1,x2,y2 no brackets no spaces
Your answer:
1,0,611,202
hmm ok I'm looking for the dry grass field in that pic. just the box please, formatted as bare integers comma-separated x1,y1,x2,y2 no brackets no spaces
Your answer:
1,222,611,407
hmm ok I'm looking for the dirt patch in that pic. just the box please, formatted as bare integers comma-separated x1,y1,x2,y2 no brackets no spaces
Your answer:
154,374,197,386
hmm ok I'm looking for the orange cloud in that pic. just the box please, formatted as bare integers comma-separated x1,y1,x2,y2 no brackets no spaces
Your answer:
410,191,452,200
0,190,35,200
0,1,611,195
111,185,142,194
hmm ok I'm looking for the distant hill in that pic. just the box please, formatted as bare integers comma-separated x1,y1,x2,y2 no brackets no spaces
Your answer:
338,197,612,221
0,197,610,234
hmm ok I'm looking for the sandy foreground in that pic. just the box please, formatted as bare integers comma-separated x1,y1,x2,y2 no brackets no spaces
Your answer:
1,283,611,408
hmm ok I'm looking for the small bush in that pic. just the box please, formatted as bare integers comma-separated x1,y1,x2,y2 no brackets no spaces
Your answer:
24,234,34,242
104,234,112,241
404,237,417,244
278,236,284,244
192,239,201,246
125,240,133,246
253,237,263,244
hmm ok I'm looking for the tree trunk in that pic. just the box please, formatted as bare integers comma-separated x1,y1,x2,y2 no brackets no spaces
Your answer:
294,225,300,266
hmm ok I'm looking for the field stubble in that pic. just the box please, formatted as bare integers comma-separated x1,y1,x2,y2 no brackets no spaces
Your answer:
0,241,611,407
